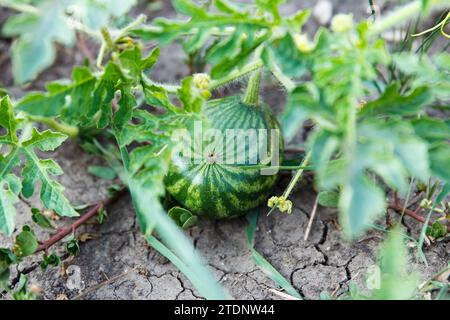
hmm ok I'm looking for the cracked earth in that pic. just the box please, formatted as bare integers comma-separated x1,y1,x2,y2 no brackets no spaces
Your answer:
0,143,448,300
0,0,449,300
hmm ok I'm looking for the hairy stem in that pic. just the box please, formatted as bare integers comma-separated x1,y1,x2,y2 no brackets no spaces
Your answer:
388,203,450,233
269,60,295,92
242,71,261,106
27,115,79,138
209,59,264,90
115,14,147,43
146,59,265,94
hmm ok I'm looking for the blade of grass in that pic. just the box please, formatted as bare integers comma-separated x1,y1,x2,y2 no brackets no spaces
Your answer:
369,222,428,265
416,184,450,265
415,205,434,267
146,235,225,297
129,180,229,300
113,135,228,300
246,210,302,299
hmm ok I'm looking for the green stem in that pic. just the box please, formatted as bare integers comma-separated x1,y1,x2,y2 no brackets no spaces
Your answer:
96,43,106,69
269,60,295,92
115,14,147,43
237,164,313,171
283,152,311,198
209,59,264,90
100,27,115,51
142,75,181,94
267,152,311,216
143,59,265,94
368,0,447,37
97,15,147,69
242,71,261,106
0,1,38,14
27,115,79,138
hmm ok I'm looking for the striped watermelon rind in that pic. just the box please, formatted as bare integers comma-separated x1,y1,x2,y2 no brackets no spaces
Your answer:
165,96,283,219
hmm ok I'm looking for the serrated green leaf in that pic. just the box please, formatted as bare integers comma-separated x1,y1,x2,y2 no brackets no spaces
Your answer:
0,248,17,287
280,84,323,143
393,53,450,100
360,83,432,117
118,46,152,80
21,153,78,218
286,9,311,32
0,173,21,236
184,28,211,54
0,88,8,98
205,32,243,64
14,226,38,257
0,96,19,143
31,208,55,229
69,0,137,30
318,191,339,208
255,0,285,22
141,47,160,71
436,183,450,203
358,119,430,184
270,33,310,78
339,173,386,239
87,165,117,180
211,33,269,79
214,0,246,15
411,118,450,143
95,62,125,128
143,83,179,112
3,0,137,84
173,0,207,17
168,206,198,229
40,252,60,271
429,142,450,183
373,226,419,299
22,128,67,152
309,129,341,189
2,95,76,226
426,220,447,239
16,74,97,120
3,1,75,84
113,89,136,130
65,239,80,256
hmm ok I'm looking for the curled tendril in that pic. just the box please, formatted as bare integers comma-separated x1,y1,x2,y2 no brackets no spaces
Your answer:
412,11,450,39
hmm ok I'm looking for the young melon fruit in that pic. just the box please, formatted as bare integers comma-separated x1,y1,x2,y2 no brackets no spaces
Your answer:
165,94,283,219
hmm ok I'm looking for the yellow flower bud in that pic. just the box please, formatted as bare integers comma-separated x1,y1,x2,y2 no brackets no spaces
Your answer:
331,14,354,33
267,196,293,214
193,73,211,90
293,34,314,53
268,196,278,208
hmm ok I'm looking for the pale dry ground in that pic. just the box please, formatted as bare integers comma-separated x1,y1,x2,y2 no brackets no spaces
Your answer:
0,0,448,300
0,141,447,299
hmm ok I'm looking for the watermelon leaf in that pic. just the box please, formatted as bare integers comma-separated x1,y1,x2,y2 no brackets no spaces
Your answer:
1,0,137,84
0,96,77,236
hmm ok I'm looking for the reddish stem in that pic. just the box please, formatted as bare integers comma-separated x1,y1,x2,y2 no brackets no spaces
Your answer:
76,33,94,63
284,147,305,153
388,203,450,232
394,191,399,207
35,190,125,253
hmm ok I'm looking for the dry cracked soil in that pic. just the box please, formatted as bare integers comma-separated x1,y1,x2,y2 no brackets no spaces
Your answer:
0,0,449,300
